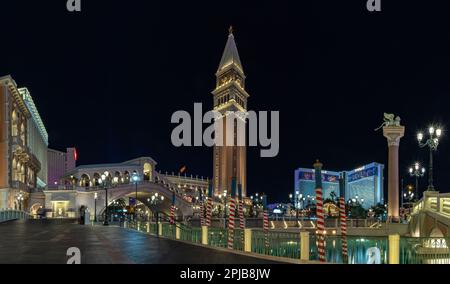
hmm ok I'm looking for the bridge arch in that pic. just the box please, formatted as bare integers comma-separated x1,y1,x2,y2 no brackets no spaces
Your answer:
93,173,101,186
80,173,90,187
78,182,193,220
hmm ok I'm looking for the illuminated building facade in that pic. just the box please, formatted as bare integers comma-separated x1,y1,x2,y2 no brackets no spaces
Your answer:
294,168,340,202
0,75,48,210
47,147,77,188
345,163,384,209
20,87,48,189
212,28,248,197
294,162,384,209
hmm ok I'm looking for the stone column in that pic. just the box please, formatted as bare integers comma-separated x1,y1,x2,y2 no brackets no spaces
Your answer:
383,126,405,222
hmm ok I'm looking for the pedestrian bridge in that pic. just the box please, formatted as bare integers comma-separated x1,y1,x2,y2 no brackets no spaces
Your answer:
44,175,194,220
409,191,450,237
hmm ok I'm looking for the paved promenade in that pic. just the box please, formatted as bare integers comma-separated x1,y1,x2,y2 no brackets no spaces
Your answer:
0,220,281,264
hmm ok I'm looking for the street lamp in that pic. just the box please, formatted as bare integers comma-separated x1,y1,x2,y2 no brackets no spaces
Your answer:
417,126,442,191
16,192,24,211
148,192,165,236
132,172,140,222
100,171,112,226
94,192,98,222
409,162,426,199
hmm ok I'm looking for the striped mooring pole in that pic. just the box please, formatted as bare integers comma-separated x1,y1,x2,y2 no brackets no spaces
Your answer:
339,197,348,261
238,184,245,230
262,194,269,249
206,184,213,227
227,178,237,249
314,160,326,262
200,190,205,227
170,191,176,225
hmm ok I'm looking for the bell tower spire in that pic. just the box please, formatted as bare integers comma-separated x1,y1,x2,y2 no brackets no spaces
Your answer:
212,28,249,197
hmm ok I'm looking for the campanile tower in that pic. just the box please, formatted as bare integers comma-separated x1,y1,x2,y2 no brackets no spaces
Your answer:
212,27,249,197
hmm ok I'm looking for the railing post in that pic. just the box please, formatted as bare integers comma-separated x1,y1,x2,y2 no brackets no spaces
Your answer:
300,231,310,261
201,225,208,245
244,229,252,252
388,234,400,264
176,226,181,240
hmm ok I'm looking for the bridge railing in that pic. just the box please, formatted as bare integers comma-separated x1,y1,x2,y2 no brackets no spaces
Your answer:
0,209,31,223
124,220,450,264
400,237,450,264
412,191,450,217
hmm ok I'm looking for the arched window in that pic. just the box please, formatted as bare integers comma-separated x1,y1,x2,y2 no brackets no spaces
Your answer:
80,174,90,187
123,171,130,184
143,163,152,181
93,173,101,186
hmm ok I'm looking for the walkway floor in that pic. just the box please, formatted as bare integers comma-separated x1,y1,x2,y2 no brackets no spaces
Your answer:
0,220,282,264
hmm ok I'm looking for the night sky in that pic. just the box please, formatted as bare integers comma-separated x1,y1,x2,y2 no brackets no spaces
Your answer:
1,0,450,202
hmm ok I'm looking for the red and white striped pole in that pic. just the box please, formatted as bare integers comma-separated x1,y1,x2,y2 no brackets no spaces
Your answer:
227,179,238,250
316,188,326,262
239,199,245,229
205,185,213,227
262,195,269,249
339,197,348,261
170,192,176,225
238,185,245,230
200,192,205,227
170,205,175,225
206,198,212,227
227,197,236,249
263,209,269,248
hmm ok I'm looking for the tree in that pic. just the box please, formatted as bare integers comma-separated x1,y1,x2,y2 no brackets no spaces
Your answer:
349,203,367,219
370,203,387,218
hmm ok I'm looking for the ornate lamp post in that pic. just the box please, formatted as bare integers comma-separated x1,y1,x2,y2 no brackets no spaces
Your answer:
147,193,164,236
409,162,425,199
417,126,442,191
132,172,140,221
94,192,98,222
289,191,301,220
100,171,112,226
16,192,24,211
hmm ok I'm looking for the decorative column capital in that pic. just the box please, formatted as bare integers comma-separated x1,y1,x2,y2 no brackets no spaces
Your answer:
383,126,405,147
